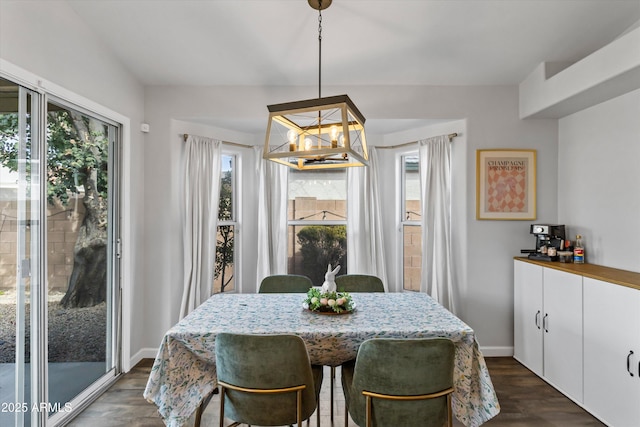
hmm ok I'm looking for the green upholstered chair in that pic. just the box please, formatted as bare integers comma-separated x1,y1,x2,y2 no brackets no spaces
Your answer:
259,274,313,293
208,333,322,427
335,274,385,293
341,338,455,427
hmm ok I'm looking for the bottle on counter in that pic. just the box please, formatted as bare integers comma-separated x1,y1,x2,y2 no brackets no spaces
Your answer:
563,239,571,252
573,234,585,264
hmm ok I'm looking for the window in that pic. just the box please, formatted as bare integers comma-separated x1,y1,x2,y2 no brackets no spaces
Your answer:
214,154,236,293
287,169,347,287
401,154,421,291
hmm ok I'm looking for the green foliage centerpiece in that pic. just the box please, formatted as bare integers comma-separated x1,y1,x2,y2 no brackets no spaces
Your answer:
303,288,354,314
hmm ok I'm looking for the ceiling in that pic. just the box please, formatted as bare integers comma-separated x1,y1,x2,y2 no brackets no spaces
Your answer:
65,0,640,134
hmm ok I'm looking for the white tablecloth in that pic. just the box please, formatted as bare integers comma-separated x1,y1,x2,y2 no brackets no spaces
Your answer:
144,292,500,426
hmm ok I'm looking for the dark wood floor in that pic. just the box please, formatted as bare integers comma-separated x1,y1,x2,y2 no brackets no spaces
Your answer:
68,357,605,426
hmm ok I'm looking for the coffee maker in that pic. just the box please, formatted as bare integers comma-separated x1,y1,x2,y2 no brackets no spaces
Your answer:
521,224,566,261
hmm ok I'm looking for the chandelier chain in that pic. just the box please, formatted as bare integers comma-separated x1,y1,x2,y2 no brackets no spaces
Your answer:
318,2,322,98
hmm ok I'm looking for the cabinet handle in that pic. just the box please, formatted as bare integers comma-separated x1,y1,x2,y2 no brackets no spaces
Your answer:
627,350,634,377
535,310,541,329
543,313,549,333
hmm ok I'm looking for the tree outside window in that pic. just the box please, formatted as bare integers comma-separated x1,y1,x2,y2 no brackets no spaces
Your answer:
214,154,236,293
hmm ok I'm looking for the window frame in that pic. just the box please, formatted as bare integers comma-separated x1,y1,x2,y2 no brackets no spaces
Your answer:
399,151,422,292
214,150,240,293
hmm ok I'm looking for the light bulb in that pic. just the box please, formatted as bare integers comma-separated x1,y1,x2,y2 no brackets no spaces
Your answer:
339,135,345,147
287,129,298,151
330,125,339,146
304,137,313,151
330,126,339,140
287,129,298,143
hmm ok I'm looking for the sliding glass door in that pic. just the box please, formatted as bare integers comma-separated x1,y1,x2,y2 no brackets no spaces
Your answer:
0,76,121,426
0,76,43,427
44,99,120,425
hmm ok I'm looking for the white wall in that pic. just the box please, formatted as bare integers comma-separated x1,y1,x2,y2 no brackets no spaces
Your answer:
519,27,640,119
0,0,146,369
558,89,640,270
143,84,559,355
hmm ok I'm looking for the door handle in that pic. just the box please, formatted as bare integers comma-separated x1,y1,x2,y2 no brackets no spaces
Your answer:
543,313,549,333
535,310,541,329
627,350,634,377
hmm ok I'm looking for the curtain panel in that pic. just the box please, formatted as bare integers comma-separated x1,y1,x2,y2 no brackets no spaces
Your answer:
180,135,222,319
419,135,456,313
346,147,389,290
255,147,288,288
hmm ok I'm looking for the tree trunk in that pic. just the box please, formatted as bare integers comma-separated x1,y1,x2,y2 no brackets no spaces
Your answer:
60,114,108,308
59,206,107,308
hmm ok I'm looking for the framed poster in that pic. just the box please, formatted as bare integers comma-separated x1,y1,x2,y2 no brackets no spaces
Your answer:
476,149,536,220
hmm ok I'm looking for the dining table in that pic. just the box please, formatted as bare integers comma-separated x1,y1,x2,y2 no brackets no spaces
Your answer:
144,292,500,427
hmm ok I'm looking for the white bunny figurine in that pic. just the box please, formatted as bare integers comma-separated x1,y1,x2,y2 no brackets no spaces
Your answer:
321,264,341,293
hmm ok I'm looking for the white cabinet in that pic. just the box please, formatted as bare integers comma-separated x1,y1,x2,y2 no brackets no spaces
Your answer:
584,277,640,427
513,260,583,402
542,267,583,401
513,260,543,376
515,258,640,425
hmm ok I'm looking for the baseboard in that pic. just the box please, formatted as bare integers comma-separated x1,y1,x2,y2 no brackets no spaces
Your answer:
128,348,158,371
479,346,513,357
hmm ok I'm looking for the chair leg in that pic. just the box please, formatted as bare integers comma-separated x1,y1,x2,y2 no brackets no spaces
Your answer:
330,366,335,421
195,387,218,427
365,395,372,427
195,404,204,427
297,389,303,427
344,401,349,427
219,387,226,427
308,378,320,427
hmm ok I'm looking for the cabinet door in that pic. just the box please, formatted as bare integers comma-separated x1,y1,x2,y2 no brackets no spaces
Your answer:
514,261,543,376
543,268,583,402
584,278,640,427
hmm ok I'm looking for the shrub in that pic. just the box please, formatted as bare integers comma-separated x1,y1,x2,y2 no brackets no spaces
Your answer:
297,225,347,286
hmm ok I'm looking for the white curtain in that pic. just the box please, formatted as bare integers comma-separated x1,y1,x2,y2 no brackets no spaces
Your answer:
255,147,288,288
180,135,222,319
346,147,389,290
419,135,456,313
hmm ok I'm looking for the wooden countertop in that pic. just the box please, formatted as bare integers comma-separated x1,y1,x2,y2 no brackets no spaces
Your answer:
514,257,640,291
